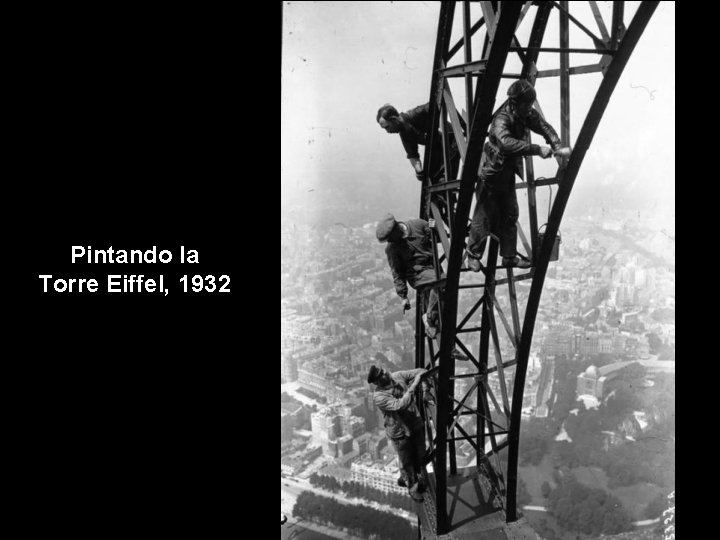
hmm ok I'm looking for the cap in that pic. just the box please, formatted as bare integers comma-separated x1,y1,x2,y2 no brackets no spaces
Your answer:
367,365,381,384
376,213,397,242
507,79,536,104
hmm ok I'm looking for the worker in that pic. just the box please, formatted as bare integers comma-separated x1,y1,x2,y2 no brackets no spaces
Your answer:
466,79,571,270
376,212,468,361
377,102,463,183
367,364,427,501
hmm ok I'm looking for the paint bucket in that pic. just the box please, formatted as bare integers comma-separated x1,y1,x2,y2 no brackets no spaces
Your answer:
538,224,561,261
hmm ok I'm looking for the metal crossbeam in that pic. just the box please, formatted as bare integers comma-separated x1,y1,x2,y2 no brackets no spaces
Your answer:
488,289,519,348
510,46,614,54
439,59,488,78
589,0,611,42
536,63,605,77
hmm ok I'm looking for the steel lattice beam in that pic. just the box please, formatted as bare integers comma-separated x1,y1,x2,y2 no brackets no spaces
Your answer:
434,2,523,534
412,2,658,536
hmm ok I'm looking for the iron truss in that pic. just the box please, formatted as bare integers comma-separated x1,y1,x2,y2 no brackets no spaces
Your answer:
412,1,659,537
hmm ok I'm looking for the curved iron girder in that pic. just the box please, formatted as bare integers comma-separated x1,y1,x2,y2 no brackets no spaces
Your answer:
504,0,660,522
433,2,524,534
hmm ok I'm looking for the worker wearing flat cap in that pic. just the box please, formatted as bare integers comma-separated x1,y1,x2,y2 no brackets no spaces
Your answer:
466,79,572,271
367,364,428,501
377,213,468,360
376,212,441,339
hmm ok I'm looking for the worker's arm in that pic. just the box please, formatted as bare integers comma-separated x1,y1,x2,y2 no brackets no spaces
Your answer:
492,112,537,157
526,109,571,165
409,157,424,180
423,219,433,245
409,217,430,235
400,123,424,180
374,386,416,412
526,109,561,152
403,104,431,179
396,369,428,390
494,110,561,159
401,132,421,161
386,246,411,310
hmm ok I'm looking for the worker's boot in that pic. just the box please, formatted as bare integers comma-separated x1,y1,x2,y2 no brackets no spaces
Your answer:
466,250,482,272
450,347,469,361
409,483,424,502
416,476,427,493
502,256,532,269
422,313,438,338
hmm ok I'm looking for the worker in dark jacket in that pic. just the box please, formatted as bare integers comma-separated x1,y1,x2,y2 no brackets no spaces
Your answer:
466,79,571,270
377,213,468,360
377,213,439,335
377,102,463,183
367,365,427,501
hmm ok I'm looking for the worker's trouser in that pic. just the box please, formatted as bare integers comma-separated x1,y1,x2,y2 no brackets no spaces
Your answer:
391,429,426,492
467,176,519,260
410,268,442,328
428,138,461,182
425,139,462,225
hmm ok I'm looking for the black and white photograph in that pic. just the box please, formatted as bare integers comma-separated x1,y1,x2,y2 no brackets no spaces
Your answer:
281,2,674,539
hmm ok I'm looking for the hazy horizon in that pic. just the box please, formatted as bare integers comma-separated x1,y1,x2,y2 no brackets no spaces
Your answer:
281,1,674,231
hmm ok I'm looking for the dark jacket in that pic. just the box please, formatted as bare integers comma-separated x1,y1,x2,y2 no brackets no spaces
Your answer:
399,103,430,159
480,100,561,189
373,369,425,439
399,103,467,161
385,218,434,299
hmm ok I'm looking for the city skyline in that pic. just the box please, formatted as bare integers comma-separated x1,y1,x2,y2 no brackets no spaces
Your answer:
281,211,675,539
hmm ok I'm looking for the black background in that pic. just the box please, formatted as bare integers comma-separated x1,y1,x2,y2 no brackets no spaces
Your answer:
6,1,688,536
10,4,278,534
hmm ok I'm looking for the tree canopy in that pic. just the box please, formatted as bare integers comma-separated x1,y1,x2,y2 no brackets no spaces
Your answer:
292,491,416,539
547,478,632,536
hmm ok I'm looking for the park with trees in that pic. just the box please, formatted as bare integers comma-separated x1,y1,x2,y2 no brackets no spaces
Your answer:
546,477,633,536
515,355,674,535
292,491,416,539
309,472,415,512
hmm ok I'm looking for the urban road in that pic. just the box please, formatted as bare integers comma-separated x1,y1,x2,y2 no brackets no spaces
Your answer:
281,515,364,540
521,506,661,528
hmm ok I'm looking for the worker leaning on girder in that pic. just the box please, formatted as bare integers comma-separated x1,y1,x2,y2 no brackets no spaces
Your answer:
376,212,439,335
375,212,467,362
376,102,463,183
466,79,571,270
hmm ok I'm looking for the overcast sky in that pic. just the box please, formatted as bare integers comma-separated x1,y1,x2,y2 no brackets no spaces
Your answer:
281,1,674,229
